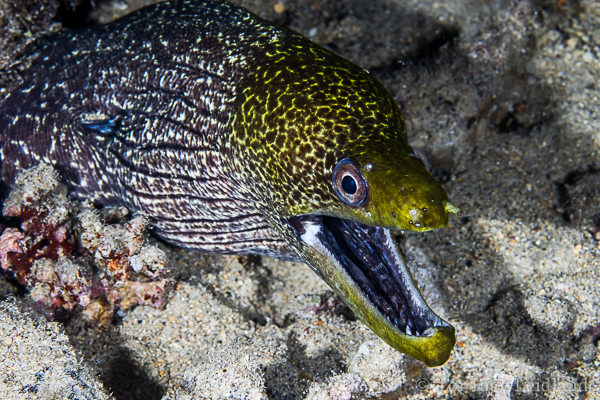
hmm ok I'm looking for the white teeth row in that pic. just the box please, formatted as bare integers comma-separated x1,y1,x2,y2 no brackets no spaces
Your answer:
405,327,420,336
386,316,421,337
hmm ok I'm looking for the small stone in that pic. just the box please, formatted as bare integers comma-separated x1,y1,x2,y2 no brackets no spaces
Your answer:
582,52,593,63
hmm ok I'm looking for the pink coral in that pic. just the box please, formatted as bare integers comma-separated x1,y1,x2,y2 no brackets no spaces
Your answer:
0,228,27,272
1,162,74,281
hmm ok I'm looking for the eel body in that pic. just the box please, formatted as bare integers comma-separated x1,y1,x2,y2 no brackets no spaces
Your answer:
0,0,461,366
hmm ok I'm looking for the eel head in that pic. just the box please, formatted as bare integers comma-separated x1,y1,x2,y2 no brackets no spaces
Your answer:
285,145,461,368
237,33,461,367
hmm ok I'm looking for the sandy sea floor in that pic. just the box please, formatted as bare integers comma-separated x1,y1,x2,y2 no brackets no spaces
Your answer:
1,0,599,399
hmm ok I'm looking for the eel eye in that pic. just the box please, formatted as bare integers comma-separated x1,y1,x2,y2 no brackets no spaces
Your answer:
332,158,367,206
410,146,431,173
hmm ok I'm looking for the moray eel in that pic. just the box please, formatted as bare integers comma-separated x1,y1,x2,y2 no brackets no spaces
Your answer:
0,0,461,366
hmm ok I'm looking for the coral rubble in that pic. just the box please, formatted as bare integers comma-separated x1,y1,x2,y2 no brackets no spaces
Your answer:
0,163,172,325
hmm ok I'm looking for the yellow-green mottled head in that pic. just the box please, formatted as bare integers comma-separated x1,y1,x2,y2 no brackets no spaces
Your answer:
233,21,460,367
330,145,460,233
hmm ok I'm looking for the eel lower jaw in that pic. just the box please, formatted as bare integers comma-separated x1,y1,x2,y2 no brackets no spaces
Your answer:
287,215,455,367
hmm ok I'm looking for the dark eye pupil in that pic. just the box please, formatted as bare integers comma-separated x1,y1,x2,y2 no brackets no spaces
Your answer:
341,175,357,195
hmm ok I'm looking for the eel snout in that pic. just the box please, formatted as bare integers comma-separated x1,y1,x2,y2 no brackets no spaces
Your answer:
288,215,455,367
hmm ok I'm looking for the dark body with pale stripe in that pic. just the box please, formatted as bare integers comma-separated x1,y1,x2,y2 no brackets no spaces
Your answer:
0,0,461,366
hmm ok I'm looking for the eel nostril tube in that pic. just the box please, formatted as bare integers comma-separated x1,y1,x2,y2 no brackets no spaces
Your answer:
444,201,462,215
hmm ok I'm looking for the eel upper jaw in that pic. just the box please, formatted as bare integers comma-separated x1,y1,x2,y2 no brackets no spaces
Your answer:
287,215,455,367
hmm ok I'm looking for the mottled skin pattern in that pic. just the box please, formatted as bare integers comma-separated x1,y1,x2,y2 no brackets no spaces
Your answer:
0,0,461,366
1,0,295,257
235,41,458,232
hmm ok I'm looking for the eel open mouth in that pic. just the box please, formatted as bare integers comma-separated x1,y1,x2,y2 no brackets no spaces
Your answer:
288,215,455,367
